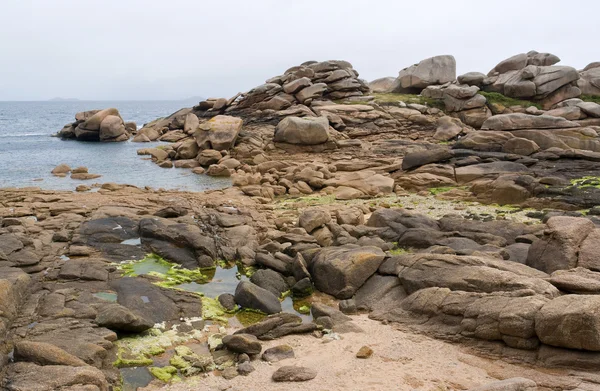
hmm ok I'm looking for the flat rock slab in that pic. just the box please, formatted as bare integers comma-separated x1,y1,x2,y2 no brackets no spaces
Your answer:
272,365,317,382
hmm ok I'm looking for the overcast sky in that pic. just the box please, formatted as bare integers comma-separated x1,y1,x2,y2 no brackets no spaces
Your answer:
1,0,597,101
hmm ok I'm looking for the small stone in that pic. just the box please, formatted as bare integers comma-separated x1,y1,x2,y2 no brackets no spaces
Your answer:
222,333,262,355
237,353,250,363
221,367,238,380
356,345,373,359
237,362,255,376
272,366,317,382
262,345,295,363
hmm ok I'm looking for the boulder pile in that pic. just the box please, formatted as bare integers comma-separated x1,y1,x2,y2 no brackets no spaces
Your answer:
56,108,136,142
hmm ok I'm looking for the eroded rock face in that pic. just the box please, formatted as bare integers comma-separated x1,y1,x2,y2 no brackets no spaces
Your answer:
481,113,580,131
194,115,242,151
307,245,386,299
390,55,456,93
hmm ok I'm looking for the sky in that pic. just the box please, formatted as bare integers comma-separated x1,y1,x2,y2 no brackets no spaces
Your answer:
1,0,597,101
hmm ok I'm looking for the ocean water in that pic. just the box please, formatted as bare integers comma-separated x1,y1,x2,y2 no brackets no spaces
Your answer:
0,100,231,191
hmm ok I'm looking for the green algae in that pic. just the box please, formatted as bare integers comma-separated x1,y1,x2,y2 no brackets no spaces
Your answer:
118,254,213,288
113,355,154,368
235,309,267,326
201,297,229,323
149,366,178,382
571,176,600,189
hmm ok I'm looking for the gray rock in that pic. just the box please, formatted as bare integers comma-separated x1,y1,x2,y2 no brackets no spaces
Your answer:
298,208,331,233
13,341,87,367
250,269,288,297
481,113,580,131
368,76,396,92
95,303,154,332
578,101,600,118
457,72,486,86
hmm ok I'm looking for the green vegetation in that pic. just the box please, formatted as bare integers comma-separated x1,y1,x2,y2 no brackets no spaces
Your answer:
149,366,179,382
201,297,230,323
113,355,154,368
119,254,213,288
388,243,410,256
571,176,600,189
235,309,267,326
581,95,600,105
429,186,455,195
478,91,542,110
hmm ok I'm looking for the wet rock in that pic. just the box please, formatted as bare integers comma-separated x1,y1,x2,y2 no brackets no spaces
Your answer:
218,293,237,311
291,277,313,297
13,341,87,367
234,281,282,314
95,303,153,332
308,245,386,299
272,365,317,382
222,333,262,355
262,345,295,362
51,164,71,176
250,269,288,297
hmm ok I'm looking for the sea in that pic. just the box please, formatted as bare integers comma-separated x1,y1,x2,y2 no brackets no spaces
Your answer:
0,100,231,191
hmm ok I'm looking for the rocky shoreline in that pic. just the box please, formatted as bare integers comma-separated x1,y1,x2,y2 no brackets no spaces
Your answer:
3,52,600,391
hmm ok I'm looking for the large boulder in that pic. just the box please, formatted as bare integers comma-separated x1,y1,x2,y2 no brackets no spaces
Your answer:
95,303,153,332
536,295,600,351
577,66,600,96
99,115,127,141
234,281,282,314
13,341,88,367
368,77,396,93
57,108,130,142
194,115,242,151
273,116,329,145
4,362,108,391
526,216,595,274
307,245,386,299
298,208,331,233
390,55,456,93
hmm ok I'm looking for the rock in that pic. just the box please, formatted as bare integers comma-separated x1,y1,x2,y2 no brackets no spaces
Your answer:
402,149,453,171
578,67,600,96
222,366,238,380
272,366,317,382
434,116,464,141
234,281,282,314
368,77,396,92
95,303,153,332
488,53,529,75
391,55,456,92
548,268,600,294
250,269,288,297
579,229,600,271
222,333,262,355
545,106,582,120
99,115,126,141
578,102,600,118
206,164,231,177
335,207,364,226
536,295,600,351
218,293,237,311
295,83,328,103
308,245,386,299
176,139,199,159
194,115,242,151
262,345,295,362
51,164,71,176
4,362,108,391
458,72,486,86
138,147,169,161
526,216,595,274
183,112,199,134
467,378,537,391
502,137,540,156
13,341,87,367
481,113,580,131
326,171,394,197
273,116,329,145
237,362,255,376
197,149,223,166
355,346,373,359
298,208,331,233
283,77,312,94
455,161,528,184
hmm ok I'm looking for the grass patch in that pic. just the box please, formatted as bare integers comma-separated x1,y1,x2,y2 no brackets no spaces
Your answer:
478,91,542,110
581,95,600,105
429,186,455,195
388,243,410,256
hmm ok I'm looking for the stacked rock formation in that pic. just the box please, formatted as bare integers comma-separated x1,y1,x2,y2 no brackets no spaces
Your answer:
578,62,600,96
194,60,370,115
56,108,136,142
388,55,457,93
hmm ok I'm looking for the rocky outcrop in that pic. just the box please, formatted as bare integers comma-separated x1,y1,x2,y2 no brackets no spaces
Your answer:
368,77,396,92
481,113,580,131
57,108,135,142
484,51,580,109
389,55,456,93
577,63,600,96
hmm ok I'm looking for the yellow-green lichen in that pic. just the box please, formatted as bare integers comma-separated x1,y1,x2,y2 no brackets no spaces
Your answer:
201,297,229,323
113,355,154,368
149,366,178,382
571,176,600,189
